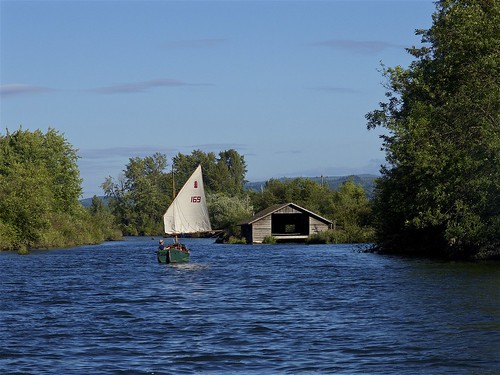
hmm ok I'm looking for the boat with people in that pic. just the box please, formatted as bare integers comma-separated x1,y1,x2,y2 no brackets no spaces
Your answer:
156,164,212,264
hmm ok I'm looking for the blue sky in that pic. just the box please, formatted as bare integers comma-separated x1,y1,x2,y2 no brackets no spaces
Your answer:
1,0,435,198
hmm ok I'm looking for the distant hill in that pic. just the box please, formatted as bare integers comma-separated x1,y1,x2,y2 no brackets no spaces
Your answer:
245,174,379,198
80,196,109,207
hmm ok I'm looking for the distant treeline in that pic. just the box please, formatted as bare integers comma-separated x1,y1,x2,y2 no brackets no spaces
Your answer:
246,175,377,199
100,150,374,244
81,174,377,207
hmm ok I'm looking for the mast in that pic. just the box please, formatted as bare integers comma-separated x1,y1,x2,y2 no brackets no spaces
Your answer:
171,163,178,243
163,164,211,238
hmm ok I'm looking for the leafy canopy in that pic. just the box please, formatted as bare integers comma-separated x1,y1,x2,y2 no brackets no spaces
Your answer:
366,0,499,259
0,128,118,250
102,149,248,236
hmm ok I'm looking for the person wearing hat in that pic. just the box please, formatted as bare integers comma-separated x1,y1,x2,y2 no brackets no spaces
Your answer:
158,239,165,251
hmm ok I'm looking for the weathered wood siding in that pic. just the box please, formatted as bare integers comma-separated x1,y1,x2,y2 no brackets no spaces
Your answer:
309,217,331,234
274,206,301,215
252,215,272,243
239,203,333,244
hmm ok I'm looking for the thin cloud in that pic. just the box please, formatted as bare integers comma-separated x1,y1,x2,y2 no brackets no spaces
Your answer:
312,39,403,55
92,78,205,94
312,85,359,94
79,144,247,161
273,149,302,155
187,143,248,152
78,146,169,160
163,38,226,49
0,83,53,97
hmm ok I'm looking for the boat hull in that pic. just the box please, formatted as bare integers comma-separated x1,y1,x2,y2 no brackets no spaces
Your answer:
157,246,190,264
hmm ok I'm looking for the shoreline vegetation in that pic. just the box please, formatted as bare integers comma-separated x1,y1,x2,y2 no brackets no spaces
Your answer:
100,150,375,247
0,128,122,254
2,2,498,261
0,127,376,254
365,0,499,261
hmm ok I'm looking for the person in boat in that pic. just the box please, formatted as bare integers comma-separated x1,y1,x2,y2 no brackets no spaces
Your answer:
158,240,165,251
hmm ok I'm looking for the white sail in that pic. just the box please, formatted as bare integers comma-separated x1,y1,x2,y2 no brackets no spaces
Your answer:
163,165,212,235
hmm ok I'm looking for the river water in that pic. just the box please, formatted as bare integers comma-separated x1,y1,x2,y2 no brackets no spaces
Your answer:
1,237,498,374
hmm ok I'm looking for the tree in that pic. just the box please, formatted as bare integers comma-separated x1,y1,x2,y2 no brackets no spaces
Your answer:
215,149,248,196
250,177,335,219
102,149,249,235
102,153,169,235
249,177,373,244
0,161,53,248
172,150,218,193
208,193,253,238
172,149,247,196
0,128,118,250
333,178,372,230
366,0,499,259
0,128,79,248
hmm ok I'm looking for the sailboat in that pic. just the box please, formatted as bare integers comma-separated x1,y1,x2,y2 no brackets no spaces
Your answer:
156,164,212,264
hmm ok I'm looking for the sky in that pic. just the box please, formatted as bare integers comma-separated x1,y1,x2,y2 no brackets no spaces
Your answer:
0,0,436,198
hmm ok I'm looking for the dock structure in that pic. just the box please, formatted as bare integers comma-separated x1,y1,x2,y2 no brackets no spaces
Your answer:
239,203,333,244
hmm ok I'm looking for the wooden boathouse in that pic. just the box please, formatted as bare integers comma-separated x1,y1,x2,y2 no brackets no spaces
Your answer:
239,202,333,244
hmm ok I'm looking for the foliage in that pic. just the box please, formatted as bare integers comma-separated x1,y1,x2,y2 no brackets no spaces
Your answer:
306,227,375,245
250,177,371,225
247,177,374,243
332,178,372,230
262,235,277,244
103,149,249,236
87,195,122,242
102,148,376,243
246,175,378,199
249,177,336,219
102,152,168,236
366,0,500,259
224,236,247,244
208,193,253,238
172,149,248,196
0,128,120,251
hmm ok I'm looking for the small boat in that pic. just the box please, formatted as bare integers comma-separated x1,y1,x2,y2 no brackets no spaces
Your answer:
157,164,212,264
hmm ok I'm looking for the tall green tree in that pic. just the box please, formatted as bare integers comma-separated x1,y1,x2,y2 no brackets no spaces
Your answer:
102,153,169,235
249,177,373,244
215,149,248,196
172,150,218,193
0,128,79,248
172,149,247,196
366,0,499,259
0,128,117,250
208,193,253,238
333,178,372,230
250,178,336,219
102,149,248,235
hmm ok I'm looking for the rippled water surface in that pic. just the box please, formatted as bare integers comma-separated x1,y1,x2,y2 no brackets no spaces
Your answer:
1,237,499,374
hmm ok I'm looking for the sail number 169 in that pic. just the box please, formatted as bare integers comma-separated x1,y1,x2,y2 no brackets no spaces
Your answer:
191,196,201,203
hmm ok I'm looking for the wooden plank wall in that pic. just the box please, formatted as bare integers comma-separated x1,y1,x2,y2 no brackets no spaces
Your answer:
274,206,301,215
309,217,330,234
252,215,272,243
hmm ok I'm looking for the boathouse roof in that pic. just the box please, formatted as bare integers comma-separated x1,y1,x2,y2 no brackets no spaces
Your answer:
239,202,332,226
